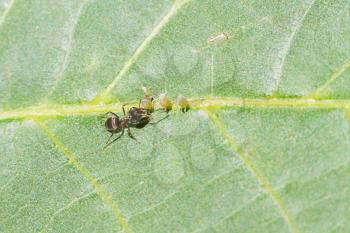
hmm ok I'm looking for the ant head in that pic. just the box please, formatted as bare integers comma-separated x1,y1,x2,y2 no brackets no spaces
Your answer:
105,116,121,133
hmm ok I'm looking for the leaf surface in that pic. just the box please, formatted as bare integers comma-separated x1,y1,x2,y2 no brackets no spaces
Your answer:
1,0,350,232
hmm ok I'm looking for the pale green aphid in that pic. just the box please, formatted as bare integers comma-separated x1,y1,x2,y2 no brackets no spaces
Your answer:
159,93,173,112
141,86,154,113
176,95,190,112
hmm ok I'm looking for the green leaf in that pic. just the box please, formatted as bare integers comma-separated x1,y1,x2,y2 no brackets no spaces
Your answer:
1,0,350,232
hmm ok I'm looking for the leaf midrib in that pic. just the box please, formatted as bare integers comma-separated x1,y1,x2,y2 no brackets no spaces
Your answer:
0,97,349,122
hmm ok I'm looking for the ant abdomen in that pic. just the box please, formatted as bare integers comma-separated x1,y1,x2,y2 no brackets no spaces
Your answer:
105,116,121,133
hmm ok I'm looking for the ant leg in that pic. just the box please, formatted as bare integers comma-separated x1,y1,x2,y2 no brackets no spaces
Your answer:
104,133,114,146
153,108,166,112
105,112,119,117
127,127,138,141
150,113,169,125
139,99,141,108
103,129,124,150
122,104,127,116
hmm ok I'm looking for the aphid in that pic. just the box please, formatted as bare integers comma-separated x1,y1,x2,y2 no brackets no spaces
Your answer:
208,32,229,44
104,104,151,149
141,86,154,113
176,95,190,113
140,98,154,114
159,93,172,113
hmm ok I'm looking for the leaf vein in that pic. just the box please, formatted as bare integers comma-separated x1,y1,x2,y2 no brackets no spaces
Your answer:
272,0,316,94
91,0,193,103
43,0,90,101
0,0,15,28
0,97,349,122
308,58,350,98
38,191,96,233
204,109,300,233
192,192,265,233
34,120,132,233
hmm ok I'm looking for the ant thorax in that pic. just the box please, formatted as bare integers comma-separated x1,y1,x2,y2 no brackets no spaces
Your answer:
127,107,150,128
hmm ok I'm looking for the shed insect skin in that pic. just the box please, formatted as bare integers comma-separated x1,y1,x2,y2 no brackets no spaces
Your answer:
208,32,229,44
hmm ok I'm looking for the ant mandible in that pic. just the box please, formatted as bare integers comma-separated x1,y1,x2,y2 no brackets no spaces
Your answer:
103,100,167,149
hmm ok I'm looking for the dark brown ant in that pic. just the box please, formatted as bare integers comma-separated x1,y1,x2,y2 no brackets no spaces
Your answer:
103,101,168,149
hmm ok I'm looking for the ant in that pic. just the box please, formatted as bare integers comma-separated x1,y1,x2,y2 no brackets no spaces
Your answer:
103,100,168,149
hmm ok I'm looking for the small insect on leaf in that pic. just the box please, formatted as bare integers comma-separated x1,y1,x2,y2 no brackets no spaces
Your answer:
142,86,154,101
176,95,190,113
141,86,154,113
141,98,154,113
159,93,173,112
103,105,151,149
207,32,229,44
